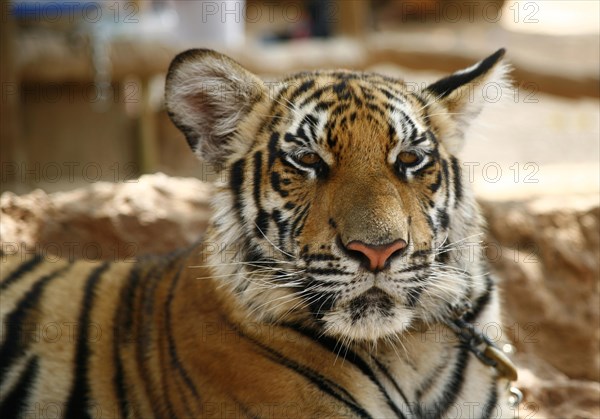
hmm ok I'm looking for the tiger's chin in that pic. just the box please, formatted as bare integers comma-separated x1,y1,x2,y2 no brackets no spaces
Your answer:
321,307,416,343
319,289,417,342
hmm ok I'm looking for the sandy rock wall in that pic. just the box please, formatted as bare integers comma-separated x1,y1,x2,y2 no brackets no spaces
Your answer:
1,173,212,260
1,174,598,418
481,197,599,418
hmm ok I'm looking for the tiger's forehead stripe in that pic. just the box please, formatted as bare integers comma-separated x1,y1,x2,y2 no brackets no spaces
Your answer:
263,73,433,160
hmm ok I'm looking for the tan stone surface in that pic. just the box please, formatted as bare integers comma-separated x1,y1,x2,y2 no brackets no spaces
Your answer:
481,196,600,382
0,173,211,261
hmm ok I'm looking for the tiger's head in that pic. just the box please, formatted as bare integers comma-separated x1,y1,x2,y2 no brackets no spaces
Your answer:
165,49,509,342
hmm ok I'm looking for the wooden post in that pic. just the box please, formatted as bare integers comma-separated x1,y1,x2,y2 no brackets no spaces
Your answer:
335,0,370,37
138,78,159,174
0,5,26,193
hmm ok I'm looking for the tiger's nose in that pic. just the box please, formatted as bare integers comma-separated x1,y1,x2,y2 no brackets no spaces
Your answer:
346,239,408,272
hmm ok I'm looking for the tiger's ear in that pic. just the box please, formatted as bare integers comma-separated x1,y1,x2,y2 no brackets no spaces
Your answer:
424,48,510,153
165,49,266,165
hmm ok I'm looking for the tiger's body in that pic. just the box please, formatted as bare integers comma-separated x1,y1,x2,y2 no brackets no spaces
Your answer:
1,49,515,418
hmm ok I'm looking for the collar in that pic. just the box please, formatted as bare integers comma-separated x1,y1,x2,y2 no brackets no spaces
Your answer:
446,317,518,381
445,312,523,407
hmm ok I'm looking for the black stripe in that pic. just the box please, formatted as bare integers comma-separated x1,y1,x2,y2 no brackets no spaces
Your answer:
294,125,311,144
229,158,246,214
426,49,505,98
415,357,451,403
157,264,188,418
416,159,436,175
0,264,70,387
400,112,417,142
299,85,328,108
302,253,339,262
406,285,424,307
267,132,280,168
236,326,372,418
410,249,431,259
255,209,270,238
64,262,110,419
0,356,39,417
433,343,470,418
283,132,307,147
333,80,349,99
286,324,408,418
441,158,450,208
291,205,309,238
165,266,202,403
429,171,443,193
410,134,428,147
331,103,350,118
120,262,142,339
270,171,289,198
313,99,336,113
0,254,43,291
300,114,320,142
293,205,312,237
482,381,498,418
424,212,435,233
397,264,430,274
435,248,450,264
288,79,315,103
464,274,494,323
427,130,440,147
361,86,375,101
307,291,338,321
437,208,450,230
332,71,359,80
112,264,142,418
434,277,494,418
272,209,289,249
305,268,352,276
326,128,338,149
370,357,412,415
252,151,270,236
450,156,463,208
112,330,129,417
259,84,291,134
380,87,398,101
134,263,167,415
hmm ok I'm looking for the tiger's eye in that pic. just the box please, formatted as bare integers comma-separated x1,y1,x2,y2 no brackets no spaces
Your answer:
398,151,420,165
298,153,322,166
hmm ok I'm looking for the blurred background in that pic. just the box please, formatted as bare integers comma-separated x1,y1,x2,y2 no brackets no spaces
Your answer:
1,0,598,198
1,1,599,417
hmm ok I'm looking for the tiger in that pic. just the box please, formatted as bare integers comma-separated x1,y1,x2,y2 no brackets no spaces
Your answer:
0,48,518,418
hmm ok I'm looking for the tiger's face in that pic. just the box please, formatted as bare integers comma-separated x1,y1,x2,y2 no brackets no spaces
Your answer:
166,49,508,342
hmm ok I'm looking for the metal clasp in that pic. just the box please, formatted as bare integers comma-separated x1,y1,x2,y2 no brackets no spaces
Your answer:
446,317,519,382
